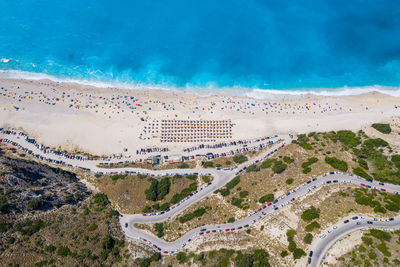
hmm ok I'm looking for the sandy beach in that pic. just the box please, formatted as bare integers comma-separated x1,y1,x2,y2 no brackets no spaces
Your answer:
0,78,399,156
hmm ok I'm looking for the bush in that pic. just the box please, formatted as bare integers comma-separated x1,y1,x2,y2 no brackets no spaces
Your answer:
301,206,320,222
203,161,214,168
336,130,361,147
93,193,109,209
285,178,293,185
325,156,348,172
156,177,170,200
293,134,313,150
372,123,391,134
261,159,274,169
231,197,243,207
286,229,296,238
226,176,240,190
57,246,70,257
154,223,164,238
233,155,248,164
170,183,197,204
145,180,158,201
177,163,189,169
359,159,369,170
280,250,288,258
302,167,311,174
293,248,306,259
304,233,313,244
369,229,391,242
239,191,249,198
176,252,188,264
246,164,260,172
186,174,198,181
227,217,235,223
110,174,127,182
283,156,294,164
259,193,274,203
202,176,211,183
88,223,98,231
179,208,207,223
272,161,287,174
353,167,372,179
305,221,321,232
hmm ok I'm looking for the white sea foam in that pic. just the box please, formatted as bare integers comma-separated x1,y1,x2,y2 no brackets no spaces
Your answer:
0,69,399,99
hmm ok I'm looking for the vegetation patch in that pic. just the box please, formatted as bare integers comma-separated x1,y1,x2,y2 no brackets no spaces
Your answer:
372,123,391,134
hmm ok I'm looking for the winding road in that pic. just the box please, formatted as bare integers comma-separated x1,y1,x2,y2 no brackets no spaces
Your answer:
1,130,400,265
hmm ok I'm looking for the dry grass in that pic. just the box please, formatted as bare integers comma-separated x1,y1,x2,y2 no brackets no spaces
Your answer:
88,174,196,214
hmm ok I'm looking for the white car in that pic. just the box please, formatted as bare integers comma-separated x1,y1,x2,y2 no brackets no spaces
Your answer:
320,234,326,239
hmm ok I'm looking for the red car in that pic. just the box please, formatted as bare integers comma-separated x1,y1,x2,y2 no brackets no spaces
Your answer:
360,183,365,186
163,251,168,254
267,202,272,206
290,198,295,202
199,232,204,235
225,229,230,232
231,228,235,231
212,230,216,233
381,188,386,192
142,214,147,216
206,231,210,234
257,208,262,211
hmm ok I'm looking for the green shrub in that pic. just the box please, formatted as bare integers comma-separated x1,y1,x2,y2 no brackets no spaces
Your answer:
353,167,372,179
293,248,306,259
176,252,188,264
283,156,294,164
226,176,240,190
261,159,274,169
239,191,249,198
156,177,170,200
280,250,288,258
336,130,361,147
227,217,235,223
325,156,348,172
154,223,164,238
202,176,211,183
285,178,293,185
110,174,127,182
369,229,391,242
231,197,244,207
246,164,260,172
286,229,296,238
301,206,320,222
272,161,287,174
177,163,189,169
203,161,214,168
302,167,311,174
305,221,320,232
372,123,391,134
358,159,369,170
170,183,197,204
259,193,274,203
179,208,207,223
304,233,313,244
233,155,248,164
88,223,98,231
57,246,70,257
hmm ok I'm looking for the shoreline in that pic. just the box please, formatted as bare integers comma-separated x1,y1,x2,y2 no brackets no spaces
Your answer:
1,77,399,156
1,70,400,99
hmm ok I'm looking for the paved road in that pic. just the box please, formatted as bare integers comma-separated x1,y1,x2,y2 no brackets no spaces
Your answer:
2,130,400,262
309,216,400,267
121,172,400,254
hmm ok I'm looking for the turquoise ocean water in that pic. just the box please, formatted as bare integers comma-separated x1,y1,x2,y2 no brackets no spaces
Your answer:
1,0,400,96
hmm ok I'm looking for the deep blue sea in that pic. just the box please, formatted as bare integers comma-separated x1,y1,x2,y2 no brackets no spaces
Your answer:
1,0,400,95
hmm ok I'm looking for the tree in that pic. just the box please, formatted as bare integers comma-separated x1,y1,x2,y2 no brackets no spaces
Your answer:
293,248,306,259
304,233,313,244
301,206,320,222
